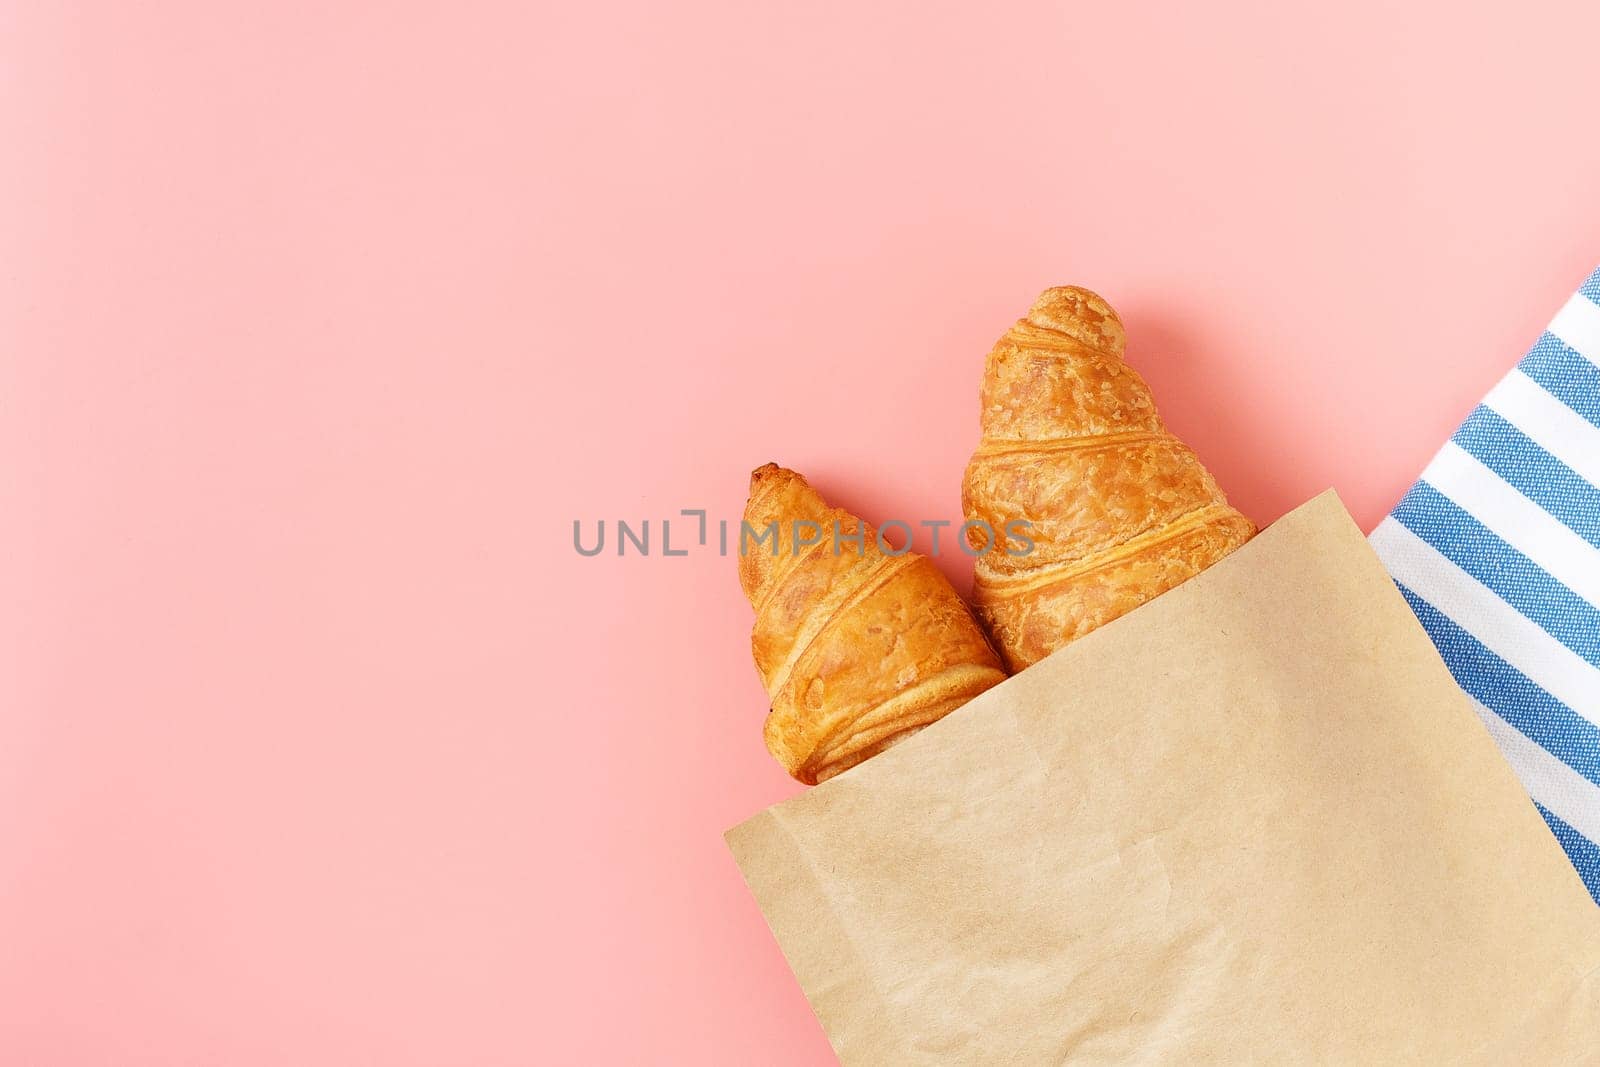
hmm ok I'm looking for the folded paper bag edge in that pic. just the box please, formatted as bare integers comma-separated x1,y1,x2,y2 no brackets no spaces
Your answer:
726,807,918,1059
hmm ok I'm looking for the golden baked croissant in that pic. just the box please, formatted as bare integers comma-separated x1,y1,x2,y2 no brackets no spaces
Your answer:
739,464,1007,784
962,287,1256,671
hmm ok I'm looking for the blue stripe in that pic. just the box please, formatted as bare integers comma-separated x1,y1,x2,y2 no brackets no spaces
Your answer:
1519,334,1600,427
1581,271,1600,304
1395,585,1600,788
1451,407,1600,548
1393,483,1600,663
1382,268,1600,908
1535,802,1600,905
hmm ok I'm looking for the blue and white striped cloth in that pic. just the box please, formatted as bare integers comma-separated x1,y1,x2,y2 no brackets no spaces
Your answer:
1371,267,1600,905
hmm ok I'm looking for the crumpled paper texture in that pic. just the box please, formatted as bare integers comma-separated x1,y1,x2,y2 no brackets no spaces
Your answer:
728,491,1600,1064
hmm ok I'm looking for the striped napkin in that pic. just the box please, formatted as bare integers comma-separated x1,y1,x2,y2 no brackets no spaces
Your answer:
1370,268,1600,905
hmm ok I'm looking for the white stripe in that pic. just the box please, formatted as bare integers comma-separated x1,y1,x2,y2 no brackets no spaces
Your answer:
1420,442,1600,608
1483,370,1600,487
1548,293,1600,367
1370,518,1600,727
1469,696,1600,847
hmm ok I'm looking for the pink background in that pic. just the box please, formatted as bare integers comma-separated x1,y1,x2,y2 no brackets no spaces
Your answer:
5,2,1600,1063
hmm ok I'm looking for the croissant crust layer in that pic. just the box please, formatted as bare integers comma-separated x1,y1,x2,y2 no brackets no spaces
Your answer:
740,464,1006,784
962,287,1256,671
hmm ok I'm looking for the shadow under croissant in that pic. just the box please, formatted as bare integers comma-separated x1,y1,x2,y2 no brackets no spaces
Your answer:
1119,301,1311,525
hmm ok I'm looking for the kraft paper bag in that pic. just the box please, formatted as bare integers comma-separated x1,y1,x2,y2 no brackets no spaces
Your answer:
726,492,1600,1064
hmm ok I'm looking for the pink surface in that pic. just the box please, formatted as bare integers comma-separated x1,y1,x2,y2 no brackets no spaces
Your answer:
5,2,1600,1063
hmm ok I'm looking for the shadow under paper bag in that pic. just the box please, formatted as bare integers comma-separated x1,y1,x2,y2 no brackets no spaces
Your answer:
727,491,1600,1064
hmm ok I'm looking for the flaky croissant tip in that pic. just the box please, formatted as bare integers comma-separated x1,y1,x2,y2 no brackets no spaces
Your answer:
748,461,786,491
1023,285,1126,357
739,463,833,604
746,462,808,517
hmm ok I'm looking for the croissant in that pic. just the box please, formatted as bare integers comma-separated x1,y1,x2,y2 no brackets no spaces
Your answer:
962,287,1256,671
739,464,1007,784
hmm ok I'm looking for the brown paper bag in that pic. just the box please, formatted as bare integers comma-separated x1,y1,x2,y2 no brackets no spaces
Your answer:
727,492,1600,1064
